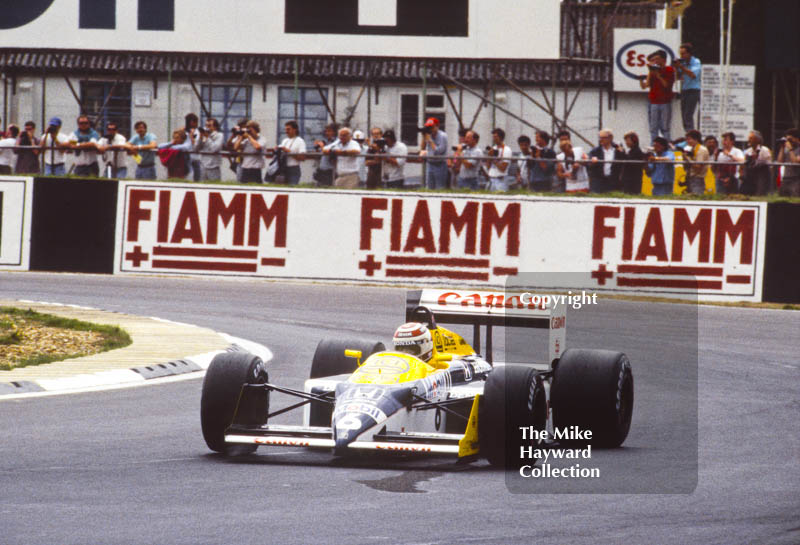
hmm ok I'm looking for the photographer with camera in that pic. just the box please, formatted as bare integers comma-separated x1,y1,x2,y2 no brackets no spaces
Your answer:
645,136,676,196
194,118,224,181
588,128,623,193
225,118,250,182
419,117,449,190
485,128,513,192
313,123,340,187
97,122,128,178
639,49,675,144
741,130,772,196
274,120,307,185
777,128,800,197
0,125,18,175
555,130,589,193
322,127,361,189
363,127,384,189
233,120,267,184
453,130,482,190
714,132,745,195
673,43,702,132
378,129,407,189
681,129,710,195
67,115,100,177
39,117,71,176
14,121,40,174
525,131,557,192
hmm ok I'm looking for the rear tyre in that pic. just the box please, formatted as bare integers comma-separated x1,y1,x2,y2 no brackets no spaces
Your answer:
550,349,633,448
201,351,268,455
479,365,546,468
308,338,385,426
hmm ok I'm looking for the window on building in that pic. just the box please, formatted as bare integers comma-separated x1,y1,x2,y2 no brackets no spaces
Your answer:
199,85,252,140
277,87,330,145
400,93,446,147
80,81,132,138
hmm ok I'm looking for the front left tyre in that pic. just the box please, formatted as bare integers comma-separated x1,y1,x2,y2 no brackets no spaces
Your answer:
201,351,268,455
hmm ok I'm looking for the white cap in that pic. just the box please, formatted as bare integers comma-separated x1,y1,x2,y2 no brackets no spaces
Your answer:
353,130,365,140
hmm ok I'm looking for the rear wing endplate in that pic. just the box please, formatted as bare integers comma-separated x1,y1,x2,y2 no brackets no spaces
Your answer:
406,290,566,366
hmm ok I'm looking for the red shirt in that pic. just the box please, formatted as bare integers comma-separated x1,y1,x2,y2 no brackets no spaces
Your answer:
649,65,675,104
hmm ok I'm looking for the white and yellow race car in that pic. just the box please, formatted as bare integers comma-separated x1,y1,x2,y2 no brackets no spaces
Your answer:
200,289,634,466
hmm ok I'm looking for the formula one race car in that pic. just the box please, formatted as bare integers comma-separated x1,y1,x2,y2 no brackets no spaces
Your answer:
200,289,634,466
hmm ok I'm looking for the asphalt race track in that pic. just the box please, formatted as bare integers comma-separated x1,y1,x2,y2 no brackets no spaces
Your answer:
0,272,797,545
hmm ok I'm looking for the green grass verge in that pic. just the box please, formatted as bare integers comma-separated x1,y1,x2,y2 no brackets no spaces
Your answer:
0,307,132,371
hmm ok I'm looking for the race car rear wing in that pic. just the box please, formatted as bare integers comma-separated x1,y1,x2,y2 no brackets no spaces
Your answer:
406,289,566,366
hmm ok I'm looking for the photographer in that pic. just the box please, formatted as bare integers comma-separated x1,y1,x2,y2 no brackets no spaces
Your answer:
15,121,40,174
39,117,71,176
619,131,646,195
419,117,448,190
485,128,512,192
681,129,709,195
195,118,224,181
455,130,482,190
741,130,772,196
588,128,623,193
184,113,202,181
226,118,250,182
323,127,361,189
516,135,532,189
714,132,744,195
313,123,339,187
97,122,128,178
527,131,557,192
0,125,18,175
276,120,307,185
777,128,800,197
645,136,676,196
555,130,589,193
364,127,384,189
380,130,407,189
67,115,100,177
126,121,158,180
639,49,675,143
234,120,267,184
673,43,702,132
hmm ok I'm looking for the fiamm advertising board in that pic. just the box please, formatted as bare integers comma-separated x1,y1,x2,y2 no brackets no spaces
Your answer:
116,182,767,302
0,177,33,271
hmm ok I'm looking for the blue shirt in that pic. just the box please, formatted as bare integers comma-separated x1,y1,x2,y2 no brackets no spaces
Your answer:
645,150,675,186
680,56,702,91
425,130,448,164
129,132,157,166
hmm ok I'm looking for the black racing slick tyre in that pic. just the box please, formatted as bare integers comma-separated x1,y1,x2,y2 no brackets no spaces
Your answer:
550,349,633,448
308,338,385,427
200,352,268,455
310,338,386,379
479,365,547,468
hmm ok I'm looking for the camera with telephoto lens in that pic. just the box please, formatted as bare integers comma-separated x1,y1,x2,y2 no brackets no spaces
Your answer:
373,138,387,152
648,64,660,72
232,126,244,136
417,126,432,135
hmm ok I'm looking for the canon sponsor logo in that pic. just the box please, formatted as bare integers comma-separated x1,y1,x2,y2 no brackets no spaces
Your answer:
436,291,544,310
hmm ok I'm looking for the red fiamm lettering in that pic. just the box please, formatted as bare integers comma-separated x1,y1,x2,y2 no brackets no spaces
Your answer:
207,193,246,246
635,208,669,261
360,197,387,251
157,190,171,243
672,208,712,263
439,201,479,255
591,206,620,259
126,189,155,241
404,200,436,253
391,199,403,252
622,207,635,260
480,202,520,256
170,192,203,244
714,209,755,264
248,194,288,248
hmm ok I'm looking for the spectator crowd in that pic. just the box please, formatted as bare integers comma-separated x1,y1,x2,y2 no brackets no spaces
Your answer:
1,107,799,199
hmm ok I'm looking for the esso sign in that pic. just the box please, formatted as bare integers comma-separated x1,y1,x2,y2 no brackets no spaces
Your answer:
613,29,680,92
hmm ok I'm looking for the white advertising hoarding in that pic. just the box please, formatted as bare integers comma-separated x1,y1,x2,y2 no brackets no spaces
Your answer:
699,65,756,141
0,178,33,271
115,182,767,302
0,0,561,60
613,29,681,92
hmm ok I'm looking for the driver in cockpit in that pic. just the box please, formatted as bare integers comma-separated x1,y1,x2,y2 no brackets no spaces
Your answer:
392,322,434,363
